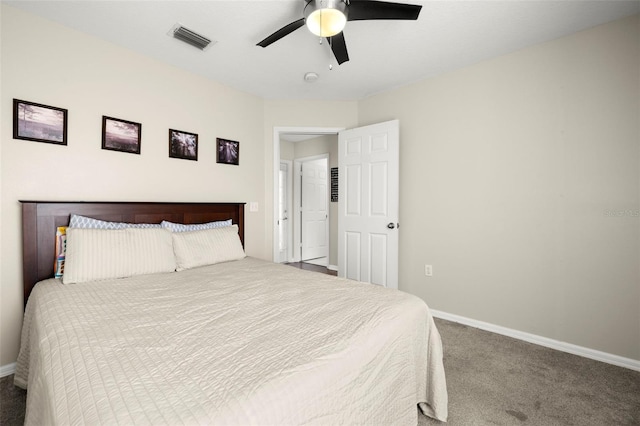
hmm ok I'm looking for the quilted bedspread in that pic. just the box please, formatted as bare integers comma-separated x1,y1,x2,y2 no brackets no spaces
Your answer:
15,257,448,425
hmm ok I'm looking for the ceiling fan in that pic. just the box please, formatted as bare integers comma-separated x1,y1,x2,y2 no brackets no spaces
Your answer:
257,0,422,65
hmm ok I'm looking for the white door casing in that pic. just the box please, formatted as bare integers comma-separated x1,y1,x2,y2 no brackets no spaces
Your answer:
278,160,293,263
338,120,399,289
300,157,329,261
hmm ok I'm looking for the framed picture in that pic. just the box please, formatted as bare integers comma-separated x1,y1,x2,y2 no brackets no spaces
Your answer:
13,99,68,145
169,129,198,161
216,138,239,165
102,116,141,154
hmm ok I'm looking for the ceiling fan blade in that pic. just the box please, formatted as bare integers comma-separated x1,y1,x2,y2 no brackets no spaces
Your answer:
347,0,422,21
328,32,349,65
257,18,305,47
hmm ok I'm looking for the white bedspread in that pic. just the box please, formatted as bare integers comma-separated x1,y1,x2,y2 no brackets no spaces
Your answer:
15,257,448,425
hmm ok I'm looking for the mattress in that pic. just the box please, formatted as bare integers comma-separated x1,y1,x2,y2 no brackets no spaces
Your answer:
15,257,448,425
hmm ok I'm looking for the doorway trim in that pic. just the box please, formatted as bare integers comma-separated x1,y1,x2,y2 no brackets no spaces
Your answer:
278,159,293,263
272,126,344,263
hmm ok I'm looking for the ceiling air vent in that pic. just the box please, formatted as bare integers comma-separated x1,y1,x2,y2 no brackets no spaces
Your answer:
170,24,215,51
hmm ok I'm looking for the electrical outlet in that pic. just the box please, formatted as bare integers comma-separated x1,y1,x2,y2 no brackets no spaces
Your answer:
425,265,433,277
249,202,259,212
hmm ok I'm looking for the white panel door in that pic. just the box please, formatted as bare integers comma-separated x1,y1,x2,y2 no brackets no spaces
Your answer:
338,120,399,289
301,158,329,261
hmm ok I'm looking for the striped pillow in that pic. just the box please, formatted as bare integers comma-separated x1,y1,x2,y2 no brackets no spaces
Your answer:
172,225,245,271
160,219,232,232
70,214,162,229
62,228,176,284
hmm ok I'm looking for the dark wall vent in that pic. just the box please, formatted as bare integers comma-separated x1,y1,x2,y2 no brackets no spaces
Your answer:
170,24,214,50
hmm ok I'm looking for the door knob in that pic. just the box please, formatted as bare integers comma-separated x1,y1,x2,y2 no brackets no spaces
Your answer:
387,223,395,229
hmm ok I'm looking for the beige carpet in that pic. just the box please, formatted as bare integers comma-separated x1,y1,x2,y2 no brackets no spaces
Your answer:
2,318,639,425
419,319,640,425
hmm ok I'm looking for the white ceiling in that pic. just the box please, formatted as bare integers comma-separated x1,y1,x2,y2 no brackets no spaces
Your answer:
6,1,639,101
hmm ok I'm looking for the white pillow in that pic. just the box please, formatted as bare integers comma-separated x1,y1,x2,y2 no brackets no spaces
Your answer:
172,225,245,271
63,228,176,284
161,219,232,232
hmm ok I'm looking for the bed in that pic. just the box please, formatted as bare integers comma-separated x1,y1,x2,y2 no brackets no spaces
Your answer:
15,201,448,425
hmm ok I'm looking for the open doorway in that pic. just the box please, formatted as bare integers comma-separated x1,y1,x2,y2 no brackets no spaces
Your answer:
273,127,343,271
274,121,400,287
296,155,329,266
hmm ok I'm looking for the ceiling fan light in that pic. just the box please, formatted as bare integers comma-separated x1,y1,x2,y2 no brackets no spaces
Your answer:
304,1,347,37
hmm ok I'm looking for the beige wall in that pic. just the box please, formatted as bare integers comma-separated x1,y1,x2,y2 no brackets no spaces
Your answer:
358,15,640,360
0,5,267,366
280,140,295,162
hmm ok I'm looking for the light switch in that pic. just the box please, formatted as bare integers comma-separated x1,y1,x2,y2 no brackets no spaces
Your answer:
425,265,433,277
249,202,259,212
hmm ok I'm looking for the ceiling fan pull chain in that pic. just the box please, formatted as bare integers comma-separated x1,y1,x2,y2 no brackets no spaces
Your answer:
318,5,323,45
328,36,333,70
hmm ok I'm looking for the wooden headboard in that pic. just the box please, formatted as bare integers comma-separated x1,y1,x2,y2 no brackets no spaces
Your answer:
20,201,246,306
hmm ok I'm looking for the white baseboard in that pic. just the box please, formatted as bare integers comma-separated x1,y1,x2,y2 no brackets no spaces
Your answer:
430,309,640,372
327,264,338,272
0,362,16,378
